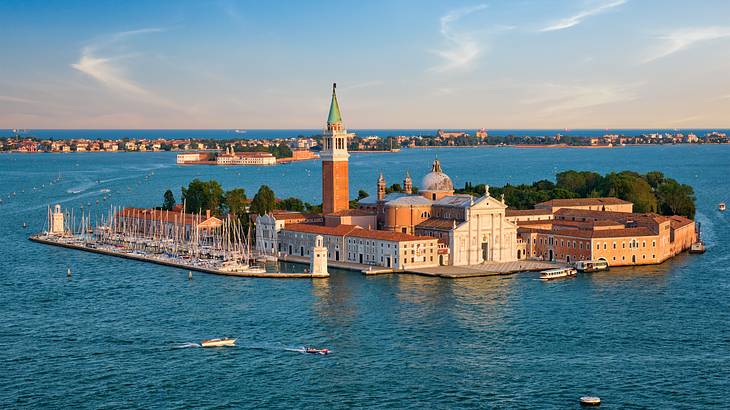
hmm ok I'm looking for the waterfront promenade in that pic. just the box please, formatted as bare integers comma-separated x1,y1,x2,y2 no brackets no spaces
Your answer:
405,260,563,278
29,235,328,279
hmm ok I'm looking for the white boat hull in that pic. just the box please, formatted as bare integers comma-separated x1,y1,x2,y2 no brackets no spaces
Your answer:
201,338,236,348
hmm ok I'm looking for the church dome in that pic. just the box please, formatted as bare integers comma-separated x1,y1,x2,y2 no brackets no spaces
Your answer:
421,159,453,192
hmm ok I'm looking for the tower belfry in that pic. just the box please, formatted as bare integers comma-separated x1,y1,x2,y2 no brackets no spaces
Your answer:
321,83,350,214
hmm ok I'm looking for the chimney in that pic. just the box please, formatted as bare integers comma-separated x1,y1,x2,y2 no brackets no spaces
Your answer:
206,209,211,219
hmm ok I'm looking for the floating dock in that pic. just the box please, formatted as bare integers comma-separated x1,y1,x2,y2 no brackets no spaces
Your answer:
29,235,328,279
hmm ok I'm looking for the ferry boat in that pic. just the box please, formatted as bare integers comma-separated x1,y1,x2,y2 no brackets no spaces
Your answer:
575,260,609,273
540,267,577,280
201,338,236,348
719,202,726,212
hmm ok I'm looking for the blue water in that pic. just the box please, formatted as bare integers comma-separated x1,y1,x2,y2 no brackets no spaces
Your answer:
3,128,730,140
1,145,729,408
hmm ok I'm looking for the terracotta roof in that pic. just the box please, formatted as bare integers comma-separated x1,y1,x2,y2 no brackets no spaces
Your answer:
349,229,435,242
536,197,631,207
284,223,436,243
416,218,459,230
505,208,553,216
555,208,669,226
284,223,359,236
325,208,376,217
119,208,221,226
669,215,694,229
270,211,308,221
526,226,656,239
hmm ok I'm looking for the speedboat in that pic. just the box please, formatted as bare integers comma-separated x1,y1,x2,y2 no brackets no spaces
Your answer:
719,202,726,212
305,347,330,355
201,338,236,348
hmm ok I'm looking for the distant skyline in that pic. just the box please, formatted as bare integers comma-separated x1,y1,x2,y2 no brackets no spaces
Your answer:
1,0,729,129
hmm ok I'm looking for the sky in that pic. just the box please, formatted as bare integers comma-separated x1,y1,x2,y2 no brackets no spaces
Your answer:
1,0,729,129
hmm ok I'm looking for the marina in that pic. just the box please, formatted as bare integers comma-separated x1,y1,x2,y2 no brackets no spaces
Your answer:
29,205,328,279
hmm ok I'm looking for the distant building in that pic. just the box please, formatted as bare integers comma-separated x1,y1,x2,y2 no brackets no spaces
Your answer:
215,147,276,165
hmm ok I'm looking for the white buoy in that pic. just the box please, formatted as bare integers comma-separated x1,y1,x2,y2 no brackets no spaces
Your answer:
67,268,72,277
188,271,193,280
580,396,601,406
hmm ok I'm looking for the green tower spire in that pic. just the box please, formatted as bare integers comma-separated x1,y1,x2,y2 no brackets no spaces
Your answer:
327,82,343,125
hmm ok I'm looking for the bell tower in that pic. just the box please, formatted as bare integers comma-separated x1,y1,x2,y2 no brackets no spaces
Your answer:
377,172,386,201
321,83,350,214
403,172,412,195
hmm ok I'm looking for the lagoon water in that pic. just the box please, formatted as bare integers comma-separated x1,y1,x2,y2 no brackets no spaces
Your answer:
1,145,729,408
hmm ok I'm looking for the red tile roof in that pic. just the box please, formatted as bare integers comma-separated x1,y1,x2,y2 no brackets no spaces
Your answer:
669,215,694,229
416,218,459,230
536,197,631,207
505,208,553,216
527,226,657,239
284,223,436,242
119,207,221,226
284,223,359,236
325,209,376,217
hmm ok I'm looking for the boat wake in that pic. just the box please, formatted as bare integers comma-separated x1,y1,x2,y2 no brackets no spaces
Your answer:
174,342,201,349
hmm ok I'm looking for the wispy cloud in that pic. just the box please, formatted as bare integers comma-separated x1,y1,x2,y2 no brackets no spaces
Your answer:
642,26,730,63
71,28,172,104
522,82,639,115
0,95,40,104
540,0,626,32
429,4,488,73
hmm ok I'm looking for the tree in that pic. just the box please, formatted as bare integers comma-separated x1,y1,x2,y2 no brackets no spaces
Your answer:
357,190,369,200
224,188,247,219
181,179,224,215
278,197,305,212
657,180,695,219
645,171,665,189
600,172,657,213
250,185,276,215
385,183,403,194
162,189,176,210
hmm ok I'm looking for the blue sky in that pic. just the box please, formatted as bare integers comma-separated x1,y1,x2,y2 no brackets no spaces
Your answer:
1,0,729,129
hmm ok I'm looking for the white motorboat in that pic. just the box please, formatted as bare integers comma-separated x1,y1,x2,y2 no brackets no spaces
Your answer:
580,396,601,406
540,267,577,280
201,338,236,348
719,202,726,212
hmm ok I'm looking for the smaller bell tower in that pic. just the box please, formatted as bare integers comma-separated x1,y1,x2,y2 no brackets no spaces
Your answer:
310,235,329,277
377,172,386,201
403,172,413,195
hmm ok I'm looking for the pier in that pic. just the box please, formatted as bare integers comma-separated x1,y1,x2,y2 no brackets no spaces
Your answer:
29,235,328,279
